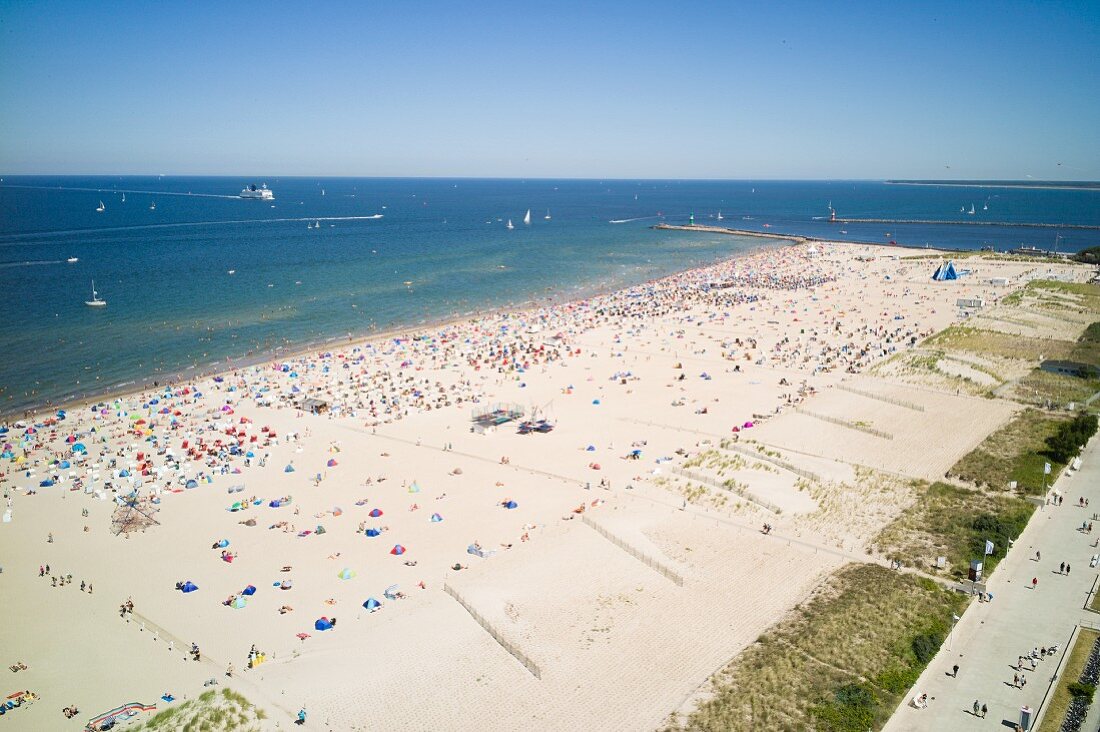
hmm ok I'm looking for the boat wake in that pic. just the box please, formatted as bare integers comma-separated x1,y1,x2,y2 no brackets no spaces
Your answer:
0,258,64,268
0,216,386,241
609,216,660,224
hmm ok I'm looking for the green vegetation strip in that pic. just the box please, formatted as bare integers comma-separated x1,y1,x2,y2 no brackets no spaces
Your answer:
665,565,968,732
924,326,1076,363
948,409,1070,494
1037,629,1100,732
133,687,267,731
874,482,1033,579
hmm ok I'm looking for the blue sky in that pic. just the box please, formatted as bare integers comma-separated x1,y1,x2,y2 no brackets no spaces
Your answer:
1,1,1098,179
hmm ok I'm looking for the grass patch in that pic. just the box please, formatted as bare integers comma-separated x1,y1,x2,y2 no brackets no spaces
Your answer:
925,326,1076,363
873,482,1034,578
665,564,968,732
132,688,265,731
1014,370,1100,408
1037,629,1100,732
948,409,1070,494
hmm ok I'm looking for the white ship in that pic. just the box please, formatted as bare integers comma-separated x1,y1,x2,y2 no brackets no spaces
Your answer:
240,184,275,200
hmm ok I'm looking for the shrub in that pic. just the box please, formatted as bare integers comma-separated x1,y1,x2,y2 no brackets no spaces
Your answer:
1068,681,1096,699
811,683,878,732
911,633,943,664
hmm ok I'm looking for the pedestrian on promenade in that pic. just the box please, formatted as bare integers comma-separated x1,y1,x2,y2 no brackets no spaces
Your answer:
973,699,980,716
981,703,988,718
953,664,959,677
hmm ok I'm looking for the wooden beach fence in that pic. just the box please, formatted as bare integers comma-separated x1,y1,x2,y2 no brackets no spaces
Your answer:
835,383,926,412
794,407,895,440
443,582,541,679
721,442,823,484
580,514,684,586
667,466,782,515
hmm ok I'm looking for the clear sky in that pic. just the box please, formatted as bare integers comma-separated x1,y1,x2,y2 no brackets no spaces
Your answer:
1,1,1098,179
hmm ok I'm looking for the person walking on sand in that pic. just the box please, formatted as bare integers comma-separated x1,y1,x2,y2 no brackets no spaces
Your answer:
981,703,987,718
973,699,980,716
1032,577,1038,589
952,664,959,678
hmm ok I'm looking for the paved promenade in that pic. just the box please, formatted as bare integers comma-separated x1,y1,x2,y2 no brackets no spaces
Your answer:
885,435,1100,732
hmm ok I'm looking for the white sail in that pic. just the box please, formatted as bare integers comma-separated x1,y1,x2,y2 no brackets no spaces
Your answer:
96,201,105,212
544,209,551,220
523,209,531,225
506,219,514,230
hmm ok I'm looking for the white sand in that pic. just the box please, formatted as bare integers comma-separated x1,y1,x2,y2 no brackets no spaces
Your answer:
0,242,1089,730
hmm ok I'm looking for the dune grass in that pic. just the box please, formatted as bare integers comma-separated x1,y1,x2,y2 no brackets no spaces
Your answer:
873,482,1034,579
948,409,1070,494
132,687,266,731
664,565,968,732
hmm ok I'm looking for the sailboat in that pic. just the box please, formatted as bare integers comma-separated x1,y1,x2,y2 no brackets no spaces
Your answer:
96,201,105,212
506,219,514,230
121,193,126,203
321,188,326,196
544,209,551,220
716,210,724,221
968,204,976,215
983,201,988,211
523,209,531,225
85,280,107,307
149,201,156,211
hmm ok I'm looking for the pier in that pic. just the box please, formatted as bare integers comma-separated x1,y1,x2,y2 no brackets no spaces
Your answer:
652,223,809,243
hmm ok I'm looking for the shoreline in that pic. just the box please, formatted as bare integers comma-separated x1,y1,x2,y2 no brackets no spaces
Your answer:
3,239,786,421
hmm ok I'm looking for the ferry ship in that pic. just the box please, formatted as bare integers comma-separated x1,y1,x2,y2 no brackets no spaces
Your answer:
240,184,274,200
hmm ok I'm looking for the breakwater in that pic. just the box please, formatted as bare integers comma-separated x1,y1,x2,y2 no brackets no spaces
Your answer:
652,223,810,242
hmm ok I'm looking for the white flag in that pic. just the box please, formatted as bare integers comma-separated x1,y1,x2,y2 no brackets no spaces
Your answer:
984,540,994,555
1044,462,1052,475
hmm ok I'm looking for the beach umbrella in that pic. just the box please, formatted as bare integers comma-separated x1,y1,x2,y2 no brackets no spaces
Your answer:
231,596,247,609
384,584,399,599
586,445,596,451
314,618,333,631
503,500,518,509
242,585,256,596
363,597,381,611
284,464,295,473
59,460,71,469
216,539,230,548
365,528,381,537
186,479,199,489
337,568,355,580
430,513,443,523
390,544,406,556
39,479,55,487
369,508,383,517
326,458,338,467
592,399,600,405
408,481,421,493
180,581,199,593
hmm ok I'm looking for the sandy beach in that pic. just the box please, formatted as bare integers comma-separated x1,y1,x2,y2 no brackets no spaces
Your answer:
0,241,1090,730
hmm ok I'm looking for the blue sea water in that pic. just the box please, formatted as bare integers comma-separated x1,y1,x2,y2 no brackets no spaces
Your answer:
1,176,1098,416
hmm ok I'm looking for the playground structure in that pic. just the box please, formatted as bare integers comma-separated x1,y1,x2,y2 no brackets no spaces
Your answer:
470,403,525,434
110,492,161,536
